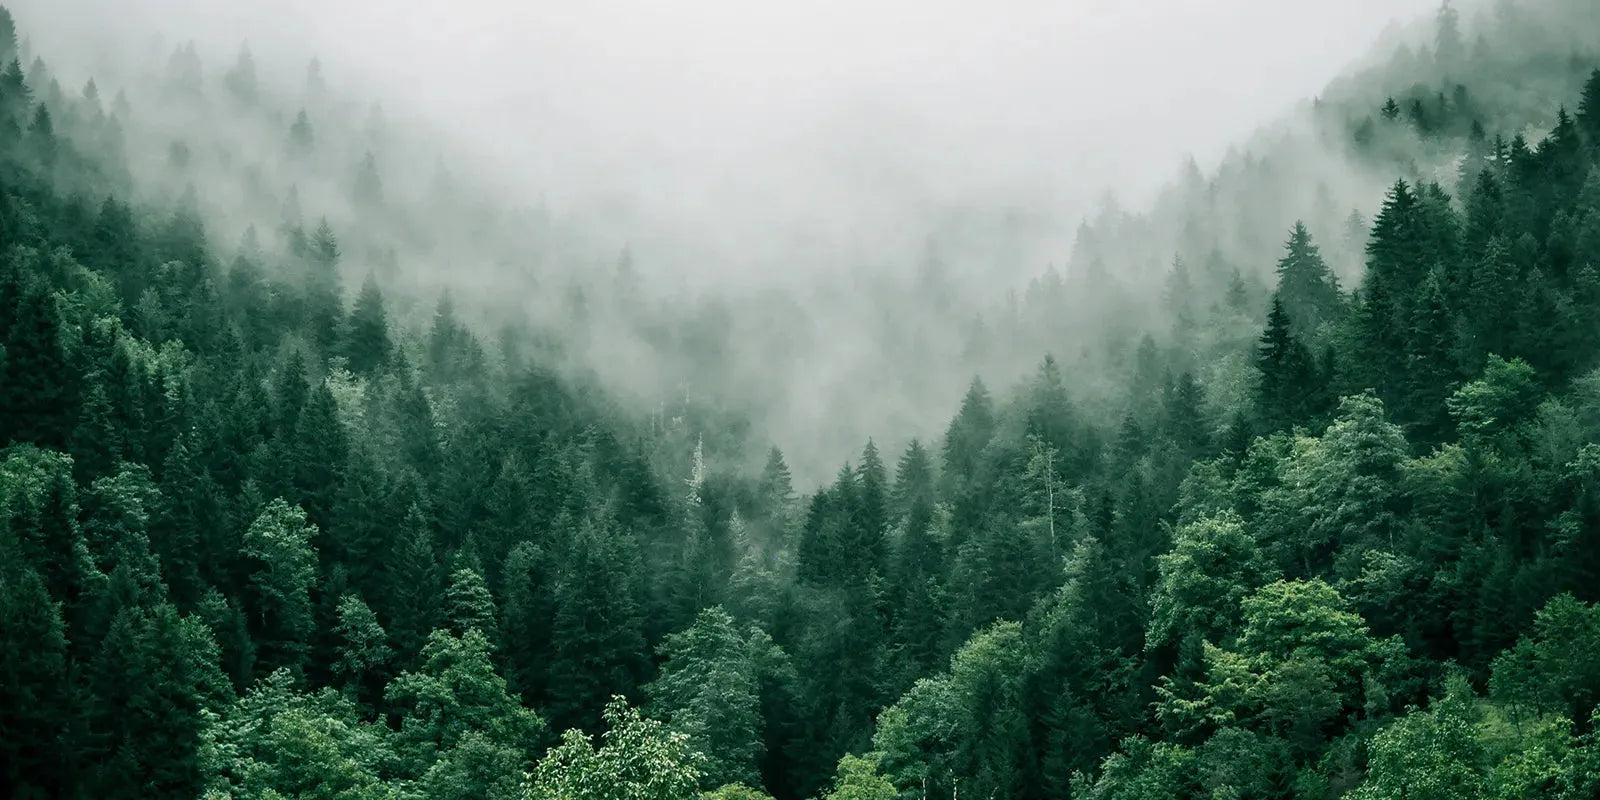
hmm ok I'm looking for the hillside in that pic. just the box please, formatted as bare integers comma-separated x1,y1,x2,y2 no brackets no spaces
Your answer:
5,1,1600,799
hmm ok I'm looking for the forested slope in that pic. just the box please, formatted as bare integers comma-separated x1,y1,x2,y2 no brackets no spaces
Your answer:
7,1,1600,799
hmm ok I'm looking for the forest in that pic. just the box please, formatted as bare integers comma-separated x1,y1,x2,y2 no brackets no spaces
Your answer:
6,0,1600,798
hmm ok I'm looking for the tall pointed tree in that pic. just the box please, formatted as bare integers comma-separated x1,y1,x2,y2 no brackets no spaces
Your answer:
1273,222,1342,340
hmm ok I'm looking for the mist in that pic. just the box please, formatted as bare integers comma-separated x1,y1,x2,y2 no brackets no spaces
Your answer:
6,0,1477,483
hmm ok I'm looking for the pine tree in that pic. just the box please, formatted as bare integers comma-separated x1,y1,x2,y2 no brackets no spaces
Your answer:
500,541,555,703
1579,69,1600,145
344,273,390,373
547,519,647,731
0,7,15,67
283,382,347,534
891,439,936,522
646,607,767,790
288,109,314,157
755,446,796,524
852,440,889,578
1273,222,1342,340
1164,371,1209,459
304,218,343,353
331,593,391,707
1255,297,1319,432
1434,0,1463,72
387,503,443,663
1,284,73,447
0,566,70,799
444,567,497,641
353,151,382,207
70,378,121,483
242,498,319,677
223,44,257,106
1402,269,1461,441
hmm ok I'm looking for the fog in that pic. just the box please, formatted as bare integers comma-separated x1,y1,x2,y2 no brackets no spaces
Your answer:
7,0,1491,483
17,0,1439,281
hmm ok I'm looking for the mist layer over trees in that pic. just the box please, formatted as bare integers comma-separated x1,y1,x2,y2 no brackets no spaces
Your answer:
5,0,1600,798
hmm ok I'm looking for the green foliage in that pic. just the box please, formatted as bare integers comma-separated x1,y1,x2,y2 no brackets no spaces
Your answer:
2,7,1600,800
528,696,704,800
646,606,772,790
384,628,545,772
241,498,319,676
820,754,897,800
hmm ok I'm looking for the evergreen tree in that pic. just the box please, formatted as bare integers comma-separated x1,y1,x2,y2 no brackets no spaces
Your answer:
1579,69,1600,145
331,593,391,707
1,284,73,447
353,151,382,207
646,606,767,790
344,273,390,373
1273,221,1342,339
1255,297,1319,432
444,566,497,641
0,566,70,799
386,503,442,662
287,109,314,157
223,44,257,106
546,519,646,731
304,218,343,353
241,498,319,677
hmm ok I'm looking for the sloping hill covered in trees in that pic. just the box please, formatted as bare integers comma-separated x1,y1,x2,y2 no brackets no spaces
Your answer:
8,1,1600,799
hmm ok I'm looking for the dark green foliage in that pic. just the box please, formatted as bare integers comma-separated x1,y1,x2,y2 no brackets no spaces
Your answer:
0,566,69,799
1255,297,1320,432
1273,222,1342,340
345,273,390,373
0,7,1599,800
1,282,73,446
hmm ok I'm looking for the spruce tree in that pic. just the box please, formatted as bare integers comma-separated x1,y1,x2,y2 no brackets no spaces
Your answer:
344,273,390,373
547,519,646,731
241,498,319,677
287,109,314,157
444,567,497,641
353,151,382,207
1579,69,1600,145
387,503,443,663
1273,222,1342,339
1,284,73,447
1255,297,1318,432
331,593,391,707
0,566,70,799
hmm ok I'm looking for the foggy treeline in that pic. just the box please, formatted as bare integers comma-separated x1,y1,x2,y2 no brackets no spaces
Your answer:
6,0,1600,798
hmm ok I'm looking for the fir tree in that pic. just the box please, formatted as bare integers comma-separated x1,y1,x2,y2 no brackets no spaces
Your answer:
344,273,390,374
287,109,314,157
1273,222,1342,339
1255,297,1319,432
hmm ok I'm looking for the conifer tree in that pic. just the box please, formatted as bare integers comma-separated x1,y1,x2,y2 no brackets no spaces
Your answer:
331,593,391,707
755,446,796,524
344,273,390,374
0,565,69,798
500,541,554,703
287,109,314,157
387,503,443,662
353,151,382,207
242,498,319,676
1579,69,1600,145
547,519,647,731
1255,297,1319,432
1273,222,1342,340
444,566,497,641
1,284,73,447
223,44,257,106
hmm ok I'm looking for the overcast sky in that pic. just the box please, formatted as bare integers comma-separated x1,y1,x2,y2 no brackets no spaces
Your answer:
14,0,1443,278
